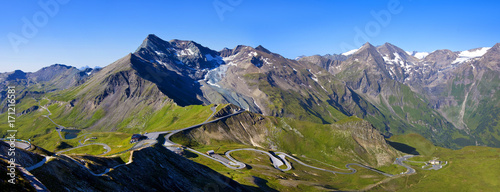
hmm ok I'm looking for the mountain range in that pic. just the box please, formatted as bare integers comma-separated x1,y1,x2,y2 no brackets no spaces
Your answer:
1,34,500,191
2,34,499,149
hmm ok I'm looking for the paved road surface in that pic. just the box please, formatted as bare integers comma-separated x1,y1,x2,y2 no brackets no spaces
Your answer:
26,156,54,171
394,155,416,174
0,139,32,150
185,147,246,169
14,142,31,150
225,148,291,171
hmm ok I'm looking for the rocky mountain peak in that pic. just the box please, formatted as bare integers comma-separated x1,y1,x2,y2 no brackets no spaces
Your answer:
5,70,27,81
377,42,418,64
136,34,173,53
378,43,405,55
483,43,500,56
255,45,271,54
480,43,500,70
360,42,375,50
349,42,385,64
133,35,224,80
423,49,458,66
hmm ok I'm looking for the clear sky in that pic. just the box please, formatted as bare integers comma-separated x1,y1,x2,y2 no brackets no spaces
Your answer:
1,0,499,72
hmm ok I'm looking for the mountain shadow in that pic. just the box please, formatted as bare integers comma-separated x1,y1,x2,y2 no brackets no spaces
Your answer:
386,140,419,155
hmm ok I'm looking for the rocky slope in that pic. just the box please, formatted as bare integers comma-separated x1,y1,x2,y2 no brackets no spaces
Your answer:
0,141,250,191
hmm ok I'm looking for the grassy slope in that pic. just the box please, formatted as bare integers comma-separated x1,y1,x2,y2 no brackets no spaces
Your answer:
375,133,500,191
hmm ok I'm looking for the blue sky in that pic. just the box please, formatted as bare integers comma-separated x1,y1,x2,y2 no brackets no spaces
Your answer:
1,0,499,72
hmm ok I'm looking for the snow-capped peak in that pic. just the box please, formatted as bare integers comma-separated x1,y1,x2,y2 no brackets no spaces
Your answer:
295,55,306,60
406,51,429,59
452,47,491,64
413,52,429,59
342,48,359,56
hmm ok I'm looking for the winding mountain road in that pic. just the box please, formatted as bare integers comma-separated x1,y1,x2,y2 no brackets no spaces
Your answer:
56,143,111,155
158,108,413,177
26,156,54,171
225,149,395,176
185,147,246,169
226,148,291,171
394,155,416,174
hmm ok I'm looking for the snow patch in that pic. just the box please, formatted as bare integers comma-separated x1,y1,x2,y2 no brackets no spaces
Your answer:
342,48,359,56
263,57,273,65
413,52,429,59
222,52,241,66
176,48,195,56
452,47,491,64
155,51,166,56
383,52,404,66
205,54,224,65
204,65,229,88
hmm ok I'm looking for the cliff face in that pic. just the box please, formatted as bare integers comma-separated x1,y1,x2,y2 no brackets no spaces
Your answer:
336,120,400,166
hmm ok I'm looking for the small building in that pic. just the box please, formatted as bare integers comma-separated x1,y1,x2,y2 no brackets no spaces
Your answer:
130,134,146,143
429,160,440,165
206,150,215,155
